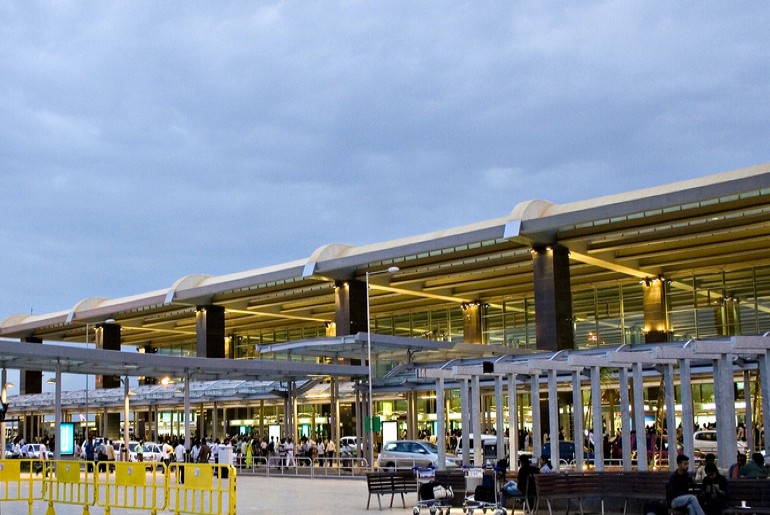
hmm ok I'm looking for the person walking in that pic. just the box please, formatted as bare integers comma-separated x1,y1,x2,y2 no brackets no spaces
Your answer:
199,439,211,464
316,439,325,467
325,439,336,467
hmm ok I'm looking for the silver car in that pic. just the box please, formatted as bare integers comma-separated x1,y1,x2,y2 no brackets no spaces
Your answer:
377,440,460,470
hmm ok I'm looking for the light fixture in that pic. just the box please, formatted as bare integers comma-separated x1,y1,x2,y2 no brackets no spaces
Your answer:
4,383,13,390
160,377,174,386
366,265,399,470
46,377,56,385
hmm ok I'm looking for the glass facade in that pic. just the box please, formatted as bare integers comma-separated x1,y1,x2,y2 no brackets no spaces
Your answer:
213,264,770,358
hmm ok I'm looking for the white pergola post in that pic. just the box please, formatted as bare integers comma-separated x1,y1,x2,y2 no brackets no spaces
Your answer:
494,375,505,461
632,362,648,471
436,377,446,470
618,367,632,471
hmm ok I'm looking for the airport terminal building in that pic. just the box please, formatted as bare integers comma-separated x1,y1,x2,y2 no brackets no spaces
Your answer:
1,162,769,468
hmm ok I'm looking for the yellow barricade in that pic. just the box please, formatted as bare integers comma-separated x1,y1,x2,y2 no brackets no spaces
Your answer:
168,463,236,515
43,459,96,513
96,460,167,515
0,459,47,515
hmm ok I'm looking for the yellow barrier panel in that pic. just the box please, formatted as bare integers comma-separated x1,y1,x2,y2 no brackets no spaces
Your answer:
0,459,48,515
96,461,167,515
43,460,96,515
168,463,236,515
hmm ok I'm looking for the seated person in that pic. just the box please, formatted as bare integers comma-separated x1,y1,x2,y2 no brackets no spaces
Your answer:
739,452,768,478
695,453,717,483
699,463,728,515
539,456,553,473
727,453,746,479
669,454,706,515
501,454,538,507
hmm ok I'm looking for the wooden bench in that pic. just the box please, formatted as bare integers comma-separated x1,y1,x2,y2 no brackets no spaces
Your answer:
723,478,770,514
533,471,672,515
366,471,418,510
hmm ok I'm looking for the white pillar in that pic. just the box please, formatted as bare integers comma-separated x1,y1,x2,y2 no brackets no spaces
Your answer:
618,367,632,471
591,366,604,471
507,373,519,470
531,374,542,460
679,359,695,470
471,375,482,466
572,371,584,471
632,362,648,471
460,378,470,466
436,378,446,470
547,370,560,471
663,364,677,472
495,376,505,461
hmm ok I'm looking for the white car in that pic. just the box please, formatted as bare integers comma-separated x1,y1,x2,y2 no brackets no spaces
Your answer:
26,443,53,460
693,430,747,456
130,442,164,467
340,436,361,457
377,440,461,470
455,434,509,464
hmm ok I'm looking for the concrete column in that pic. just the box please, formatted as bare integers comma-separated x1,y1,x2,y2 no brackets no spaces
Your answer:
460,378,470,466
461,302,483,344
140,345,158,385
20,337,43,394
547,370,560,471
632,362,648,471
471,375,482,465
642,279,668,343
618,367,632,471
408,391,418,440
591,366,604,471
679,360,695,470
744,369,754,454
436,378,446,470
663,364,677,472
495,376,505,460
531,374,542,460
572,371,585,471
507,373,519,470
195,305,225,358
96,322,121,389
714,356,738,462
1,369,6,460
759,352,770,459
334,279,367,336
532,245,573,351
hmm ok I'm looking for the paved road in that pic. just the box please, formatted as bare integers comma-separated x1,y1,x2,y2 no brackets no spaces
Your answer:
0,475,428,515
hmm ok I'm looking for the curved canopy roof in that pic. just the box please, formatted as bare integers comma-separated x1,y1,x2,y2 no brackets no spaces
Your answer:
1,162,770,351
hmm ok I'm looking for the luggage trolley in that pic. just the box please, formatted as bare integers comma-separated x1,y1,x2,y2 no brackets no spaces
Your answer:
413,467,455,515
463,465,506,515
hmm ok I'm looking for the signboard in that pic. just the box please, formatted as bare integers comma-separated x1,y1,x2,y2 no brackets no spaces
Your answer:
382,420,398,446
59,422,75,455
268,424,281,444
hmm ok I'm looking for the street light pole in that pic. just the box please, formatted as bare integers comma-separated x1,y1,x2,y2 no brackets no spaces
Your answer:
366,266,399,470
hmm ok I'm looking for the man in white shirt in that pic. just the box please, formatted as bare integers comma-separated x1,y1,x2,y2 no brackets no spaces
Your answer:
174,440,186,483
285,438,296,467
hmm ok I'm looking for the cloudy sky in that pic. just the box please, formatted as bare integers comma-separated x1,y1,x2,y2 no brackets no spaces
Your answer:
2,1,769,321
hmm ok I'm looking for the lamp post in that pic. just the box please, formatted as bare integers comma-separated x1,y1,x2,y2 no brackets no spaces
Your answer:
366,266,399,470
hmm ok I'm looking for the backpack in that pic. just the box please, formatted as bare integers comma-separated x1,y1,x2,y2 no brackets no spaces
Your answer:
474,485,496,503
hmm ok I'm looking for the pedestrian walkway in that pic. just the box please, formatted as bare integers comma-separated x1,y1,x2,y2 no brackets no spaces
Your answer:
0,475,421,515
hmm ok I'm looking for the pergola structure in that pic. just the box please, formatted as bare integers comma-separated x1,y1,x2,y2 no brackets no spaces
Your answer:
418,335,770,472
